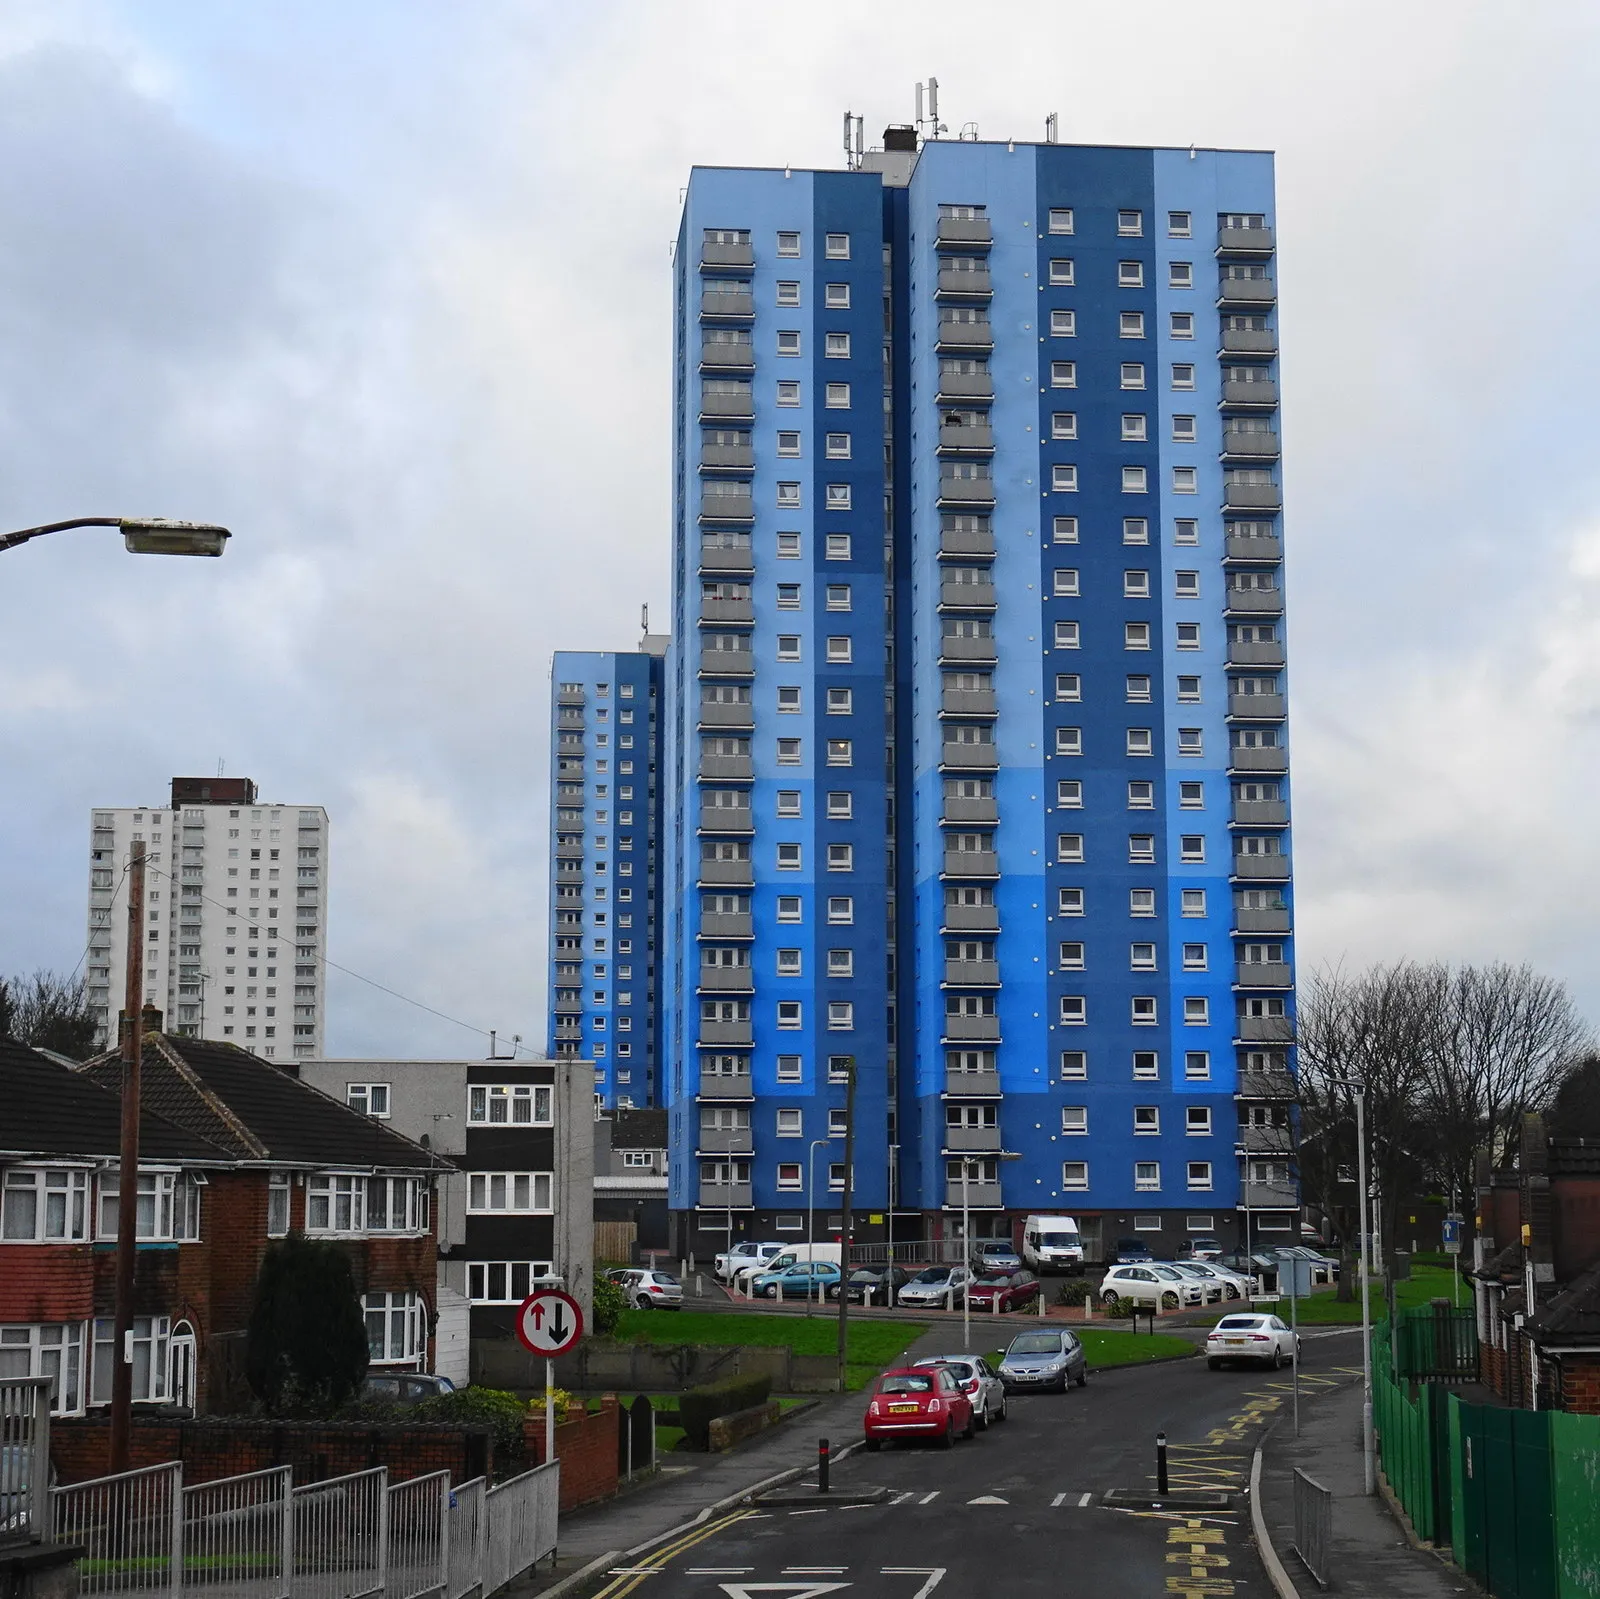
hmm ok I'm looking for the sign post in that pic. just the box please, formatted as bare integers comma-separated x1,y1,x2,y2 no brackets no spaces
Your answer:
1443,1214,1463,1307
516,1288,584,1464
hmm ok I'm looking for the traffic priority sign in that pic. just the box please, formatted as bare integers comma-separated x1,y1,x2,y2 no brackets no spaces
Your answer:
516,1288,583,1356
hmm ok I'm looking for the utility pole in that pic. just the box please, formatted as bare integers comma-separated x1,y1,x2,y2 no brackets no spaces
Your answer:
109,839,147,1472
835,1062,857,1391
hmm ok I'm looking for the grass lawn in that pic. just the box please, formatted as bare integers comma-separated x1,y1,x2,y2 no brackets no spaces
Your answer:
1254,1263,1465,1325
613,1310,924,1368
984,1327,1193,1371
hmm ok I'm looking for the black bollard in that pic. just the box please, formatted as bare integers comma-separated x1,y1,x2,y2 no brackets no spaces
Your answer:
1156,1431,1169,1495
818,1436,831,1494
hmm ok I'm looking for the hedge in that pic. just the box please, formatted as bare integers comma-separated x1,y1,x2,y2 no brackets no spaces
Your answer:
679,1373,773,1451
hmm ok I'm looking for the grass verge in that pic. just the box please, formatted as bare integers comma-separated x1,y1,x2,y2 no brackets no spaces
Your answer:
1255,1263,1464,1325
612,1310,925,1372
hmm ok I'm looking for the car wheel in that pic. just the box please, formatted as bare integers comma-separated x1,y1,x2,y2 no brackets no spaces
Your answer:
1270,1347,1283,1370
961,1410,975,1441
635,1295,651,1310
938,1419,955,1450
826,1287,840,1301
1100,1290,1121,1309
1225,1284,1240,1300
1161,1291,1179,1310
1075,1366,1088,1388
764,1284,779,1299
974,1403,989,1431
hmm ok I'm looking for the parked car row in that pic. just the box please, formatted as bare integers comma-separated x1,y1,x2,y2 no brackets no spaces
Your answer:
1100,1259,1254,1310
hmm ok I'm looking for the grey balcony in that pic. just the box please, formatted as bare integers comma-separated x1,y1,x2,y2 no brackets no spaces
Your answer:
1240,1180,1300,1211
940,745,998,773
1233,854,1291,881
699,648,753,676
1218,277,1277,308
945,959,1000,986
700,597,754,624
1223,482,1282,512
697,1126,754,1155
697,1073,754,1100
936,478,996,509
1229,694,1287,720
942,902,999,933
700,341,754,372
1226,533,1282,562
1217,224,1276,256
938,633,997,664
700,240,754,269
553,1022,581,1039
936,371,994,402
1232,800,1288,826
699,490,754,523
1220,328,1277,357
1235,907,1291,934
938,423,995,454
945,1067,1001,1098
936,216,993,247
939,579,996,609
697,700,754,729
698,1018,753,1046
1228,746,1289,775
944,1124,1002,1153
935,321,995,351
1238,961,1294,988
1238,1015,1294,1044
699,754,753,780
944,1179,1003,1209
1227,639,1285,668
1224,586,1284,614
553,997,582,1016
557,687,585,706
1237,1124,1295,1156
698,388,755,421
700,288,754,319
700,911,753,939
698,857,754,887
942,795,997,824
937,266,993,296
698,1181,754,1209
941,688,997,717
1237,1068,1297,1101
698,964,754,993
943,849,998,877
943,1013,1000,1042
939,525,996,557
555,842,584,861
699,804,752,833
698,545,754,574
1221,431,1280,461
700,444,755,471
1222,378,1279,408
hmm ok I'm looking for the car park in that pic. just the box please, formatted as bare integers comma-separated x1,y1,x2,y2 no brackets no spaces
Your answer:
897,1264,974,1308
625,1268,683,1309
715,1241,785,1281
831,1265,911,1304
1173,1260,1252,1300
1100,1263,1206,1309
964,1269,1043,1313
997,1329,1088,1393
1166,1263,1225,1304
752,1260,842,1300
733,1242,844,1294
1205,1312,1300,1369
1021,1214,1085,1275
1113,1237,1155,1263
863,1365,974,1449
1178,1237,1225,1263
913,1355,1008,1428
970,1239,1023,1273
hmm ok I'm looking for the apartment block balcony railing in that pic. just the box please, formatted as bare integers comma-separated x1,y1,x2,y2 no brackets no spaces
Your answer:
1237,1067,1297,1100
942,848,999,878
698,754,754,780
697,700,754,730
942,795,998,824
1221,432,1281,462
699,911,753,939
555,842,585,860
940,745,999,773
697,965,754,993
1216,223,1276,256
1217,277,1278,308
943,1179,1003,1209
1233,854,1291,881
1228,693,1287,720
553,997,582,1016
937,422,996,454
1235,907,1292,934
935,321,995,352
935,371,995,403
700,596,754,624
698,388,755,422
937,265,993,296
700,288,755,320
699,804,752,833
938,634,997,664
1231,800,1288,827
941,688,997,717
700,240,755,269
1225,532,1283,562
935,216,993,247
944,959,1000,986
697,1181,754,1208
696,1127,754,1155
1226,639,1285,668
943,1124,1002,1153
699,647,754,676
936,478,996,509
941,902,999,933
1238,961,1294,988
1240,1180,1300,1211
1223,587,1284,615
1222,378,1279,408
698,545,755,575
1237,1124,1296,1156
1237,1015,1295,1044
697,858,755,887
938,525,996,558
699,341,755,373
1223,482,1283,512
557,686,585,706
698,489,754,523
939,578,997,609
697,1073,755,1100
701,443,755,471
698,1019,754,1046
942,1013,1000,1042
1220,327,1277,357
945,1067,1002,1098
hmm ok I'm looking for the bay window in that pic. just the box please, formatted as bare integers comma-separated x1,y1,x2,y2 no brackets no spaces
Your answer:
2,1167,90,1241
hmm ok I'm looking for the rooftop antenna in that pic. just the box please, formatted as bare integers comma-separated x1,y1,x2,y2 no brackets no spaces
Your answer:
216,757,225,778
915,80,924,138
854,115,864,165
641,602,649,637
1045,112,1059,144
927,76,947,139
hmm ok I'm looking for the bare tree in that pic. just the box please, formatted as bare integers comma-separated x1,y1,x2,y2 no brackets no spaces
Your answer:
1,970,99,1060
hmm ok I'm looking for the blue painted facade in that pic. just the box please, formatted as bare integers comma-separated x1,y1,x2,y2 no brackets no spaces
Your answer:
547,647,665,1108
657,137,1294,1256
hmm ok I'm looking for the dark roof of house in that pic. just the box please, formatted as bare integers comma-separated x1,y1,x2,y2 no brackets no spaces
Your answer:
1527,1261,1600,1342
610,1108,668,1150
1474,1239,1525,1285
1549,1137,1600,1177
0,1034,234,1161
78,1035,451,1171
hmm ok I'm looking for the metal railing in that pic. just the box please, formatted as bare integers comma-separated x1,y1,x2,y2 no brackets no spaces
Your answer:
1,1376,53,1548
52,1462,184,1599
444,1480,483,1599
182,1466,292,1599
291,1469,388,1599
480,1466,558,1599
1290,1467,1331,1587
384,1474,448,1599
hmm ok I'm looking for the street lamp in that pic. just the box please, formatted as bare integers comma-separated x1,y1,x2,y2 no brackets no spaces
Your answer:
1329,1077,1375,1495
805,1136,837,1317
960,1150,1023,1350
0,516,231,557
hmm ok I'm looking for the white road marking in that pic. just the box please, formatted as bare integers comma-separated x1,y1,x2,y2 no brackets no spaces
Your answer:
787,1508,828,1516
966,1495,1008,1505
718,1585,851,1599
1051,1492,1067,1506
918,1490,940,1505
1079,1493,1093,1508
783,1570,847,1576
607,1568,664,1576
890,1491,916,1505
688,1570,755,1576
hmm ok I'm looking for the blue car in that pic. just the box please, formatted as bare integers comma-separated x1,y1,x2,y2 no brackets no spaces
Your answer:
752,1261,843,1300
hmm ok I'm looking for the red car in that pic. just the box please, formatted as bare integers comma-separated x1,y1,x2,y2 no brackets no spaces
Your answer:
964,1269,1043,1313
864,1365,974,1450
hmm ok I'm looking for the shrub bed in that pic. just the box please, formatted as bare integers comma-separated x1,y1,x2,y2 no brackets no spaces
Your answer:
679,1374,772,1451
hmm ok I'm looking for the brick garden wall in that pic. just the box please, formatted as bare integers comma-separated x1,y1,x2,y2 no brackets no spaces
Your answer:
523,1399,618,1511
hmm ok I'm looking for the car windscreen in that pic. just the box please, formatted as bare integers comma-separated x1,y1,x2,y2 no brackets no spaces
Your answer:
975,1273,1017,1286
1007,1334,1065,1355
1152,1266,1183,1279
654,1272,680,1285
919,1360,973,1380
1037,1232,1077,1246
879,1374,934,1394
848,1269,880,1282
1216,1316,1265,1330
913,1267,950,1283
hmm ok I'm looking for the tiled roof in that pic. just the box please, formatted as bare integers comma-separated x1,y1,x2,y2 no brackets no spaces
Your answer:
611,1108,668,1150
1527,1262,1600,1341
79,1035,451,1172
0,1034,233,1161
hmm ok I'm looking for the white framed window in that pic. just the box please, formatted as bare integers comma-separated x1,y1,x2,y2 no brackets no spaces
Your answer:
1061,1161,1088,1191
0,1323,86,1415
1060,1051,1087,1080
1172,466,1198,494
1181,888,1207,917
1125,621,1151,650
1058,887,1084,916
1058,941,1085,970
1120,362,1145,389
1127,782,1154,811
1055,726,1082,757
827,1001,855,1031
827,948,854,977
1186,1106,1213,1136
1053,516,1079,543
776,231,801,256
827,843,854,871
1182,943,1208,971
1172,416,1197,443
827,896,854,924
776,948,802,976
1183,997,1210,1025
826,635,852,662
1187,1162,1214,1192
776,1108,803,1137
1176,570,1201,598
776,1054,803,1083
1129,835,1156,863
466,1172,553,1214
365,1291,425,1366
1129,887,1156,916
1122,466,1148,493
776,330,801,357
776,280,800,306
777,1001,802,1030
1172,363,1196,390
825,434,852,461
1123,517,1149,544
1130,942,1158,971
1049,258,1075,284
97,1170,189,1243
1118,260,1144,287
1051,464,1078,493
824,232,850,259
2,1168,91,1242
1056,833,1084,863
1121,414,1147,442
91,1316,169,1405
826,740,853,767
1133,1051,1160,1080
1168,261,1193,288
777,481,801,508
1055,620,1081,649
1051,412,1077,440
825,332,851,359
776,842,802,869
468,1262,554,1304
1126,728,1153,756
1134,1106,1160,1135
776,1164,802,1191
469,1084,554,1125
367,1177,429,1234
1120,311,1145,338
1176,622,1202,649
346,1083,390,1118
1050,309,1076,337
1048,207,1075,234
1180,834,1206,861
1050,360,1077,388
1055,675,1082,703
1117,209,1143,236
1062,1107,1088,1135
1168,210,1192,237
825,382,850,408
1059,995,1087,1026
1134,1162,1161,1192
267,1174,290,1237
825,583,852,611
1132,995,1158,1026
1185,1051,1211,1080
1170,312,1195,338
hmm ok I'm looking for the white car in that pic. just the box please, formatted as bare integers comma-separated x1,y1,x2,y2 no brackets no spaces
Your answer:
1100,1263,1206,1310
1171,1261,1252,1302
897,1265,974,1308
913,1355,1008,1429
714,1241,785,1281
1205,1312,1300,1369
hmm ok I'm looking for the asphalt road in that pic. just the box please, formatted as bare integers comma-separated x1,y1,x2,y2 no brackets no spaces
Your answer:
581,1328,1366,1599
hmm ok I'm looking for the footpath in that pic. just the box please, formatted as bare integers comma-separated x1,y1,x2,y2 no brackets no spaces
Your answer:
1255,1376,1480,1597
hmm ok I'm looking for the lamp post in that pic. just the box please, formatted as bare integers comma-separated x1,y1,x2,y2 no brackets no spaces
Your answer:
1330,1077,1375,1495
4,512,231,1473
805,1136,836,1317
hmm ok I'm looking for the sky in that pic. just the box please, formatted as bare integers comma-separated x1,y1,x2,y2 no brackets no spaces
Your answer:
3,0,1600,1058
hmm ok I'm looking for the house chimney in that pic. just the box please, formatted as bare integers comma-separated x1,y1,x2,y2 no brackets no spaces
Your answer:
140,1002,164,1035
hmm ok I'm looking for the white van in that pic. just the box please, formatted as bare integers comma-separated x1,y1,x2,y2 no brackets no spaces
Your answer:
1021,1215,1085,1275
732,1241,844,1292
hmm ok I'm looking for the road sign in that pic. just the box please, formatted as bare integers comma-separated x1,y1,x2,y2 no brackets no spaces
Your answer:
1442,1216,1463,1255
515,1288,583,1356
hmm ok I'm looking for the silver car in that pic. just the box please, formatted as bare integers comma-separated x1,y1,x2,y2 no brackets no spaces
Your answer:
913,1355,1007,1428
897,1265,973,1308
627,1269,684,1309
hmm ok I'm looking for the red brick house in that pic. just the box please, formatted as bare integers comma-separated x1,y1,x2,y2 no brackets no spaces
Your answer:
0,1028,452,1417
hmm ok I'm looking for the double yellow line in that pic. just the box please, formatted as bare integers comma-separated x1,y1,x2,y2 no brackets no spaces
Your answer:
590,1508,760,1599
